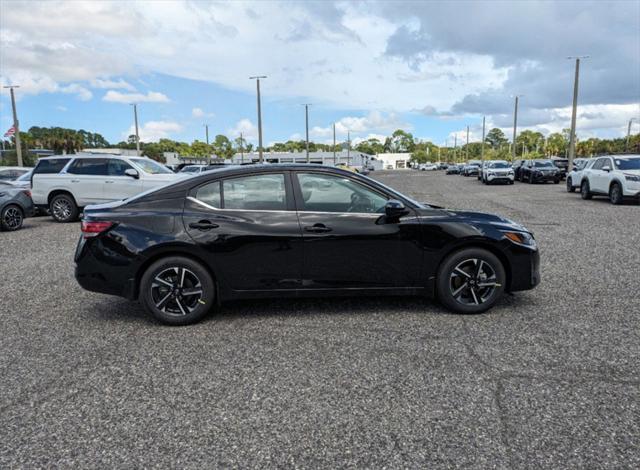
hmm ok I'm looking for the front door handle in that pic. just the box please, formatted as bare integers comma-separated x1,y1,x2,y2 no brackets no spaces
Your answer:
189,220,219,231
304,224,332,233
70,179,80,183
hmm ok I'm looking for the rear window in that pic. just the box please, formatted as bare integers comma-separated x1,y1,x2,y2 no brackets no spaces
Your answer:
67,158,109,175
34,158,71,174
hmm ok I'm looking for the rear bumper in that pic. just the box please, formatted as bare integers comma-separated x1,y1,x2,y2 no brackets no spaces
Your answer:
74,236,137,300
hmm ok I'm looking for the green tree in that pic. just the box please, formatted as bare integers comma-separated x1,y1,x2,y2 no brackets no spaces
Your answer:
212,135,234,159
485,128,508,149
355,138,385,155
386,129,415,153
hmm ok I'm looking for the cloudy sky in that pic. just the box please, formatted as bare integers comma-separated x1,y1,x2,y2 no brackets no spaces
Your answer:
1,0,638,146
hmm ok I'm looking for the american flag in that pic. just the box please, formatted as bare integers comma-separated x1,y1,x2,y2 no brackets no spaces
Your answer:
4,125,15,137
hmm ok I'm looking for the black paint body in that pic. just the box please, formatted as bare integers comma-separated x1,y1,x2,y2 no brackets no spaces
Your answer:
75,165,540,303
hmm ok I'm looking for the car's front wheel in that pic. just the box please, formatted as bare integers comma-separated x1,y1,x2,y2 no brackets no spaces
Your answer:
566,177,575,192
1,204,24,231
140,256,215,326
436,248,506,314
50,194,79,223
581,180,593,200
609,182,623,205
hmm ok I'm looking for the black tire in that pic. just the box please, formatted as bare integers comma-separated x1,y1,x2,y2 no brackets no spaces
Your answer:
553,177,560,184
609,183,623,205
436,248,506,314
527,173,534,184
566,177,575,192
509,180,514,185
140,256,215,326
50,193,79,223
1,204,24,231
581,180,592,200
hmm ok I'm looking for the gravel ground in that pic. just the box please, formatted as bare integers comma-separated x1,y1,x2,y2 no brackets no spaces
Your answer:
1,171,638,468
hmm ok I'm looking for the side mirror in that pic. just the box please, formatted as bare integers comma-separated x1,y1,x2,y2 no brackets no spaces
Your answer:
384,199,408,219
602,165,611,172
125,168,140,179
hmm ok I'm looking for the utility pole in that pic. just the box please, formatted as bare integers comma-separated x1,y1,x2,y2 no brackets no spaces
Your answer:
204,124,210,164
249,75,267,163
626,118,636,152
454,134,458,163
302,103,311,163
4,86,22,166
481,116,486,162
333,123,336,165
240,132,244,164
465,126,469,160
567,56,588,171
347,130,351,166
512,95,521,162
131,103,140,156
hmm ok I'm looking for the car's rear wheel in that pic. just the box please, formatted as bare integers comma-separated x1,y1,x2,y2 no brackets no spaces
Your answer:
140,256,215,326
581,180,592,200
436,248,506,314
566,177,575,192
1,204,24,231
609,182,623,205
50,194,79,223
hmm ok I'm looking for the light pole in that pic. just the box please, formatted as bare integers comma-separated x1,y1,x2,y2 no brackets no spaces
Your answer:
302,104,311,163
347,130,351,166
333,123,336,165
204,124,210,164
567,56,588,171
131,103,140,156
481,116,486,162
512,95,522,162
240,132,244,164
454,134,458,163
249,75,267,163
465,125,469,160
626,118,636,152
4,85,22,166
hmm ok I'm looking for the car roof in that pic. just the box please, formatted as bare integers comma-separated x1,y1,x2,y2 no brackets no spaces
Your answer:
0,166,33,170
37,153,150,160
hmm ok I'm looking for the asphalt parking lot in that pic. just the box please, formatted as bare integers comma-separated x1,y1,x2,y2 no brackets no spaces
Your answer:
1,171,638,468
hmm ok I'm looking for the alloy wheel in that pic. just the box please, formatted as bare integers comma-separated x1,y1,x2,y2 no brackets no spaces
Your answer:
52,198,72,220
3,206,23,230
150,267,204,316
449,258,500,306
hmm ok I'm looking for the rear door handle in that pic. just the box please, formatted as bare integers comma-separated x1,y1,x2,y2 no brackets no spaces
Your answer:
71,179,80,183
304,224,332,233
105,180,114,184
189,220,219,231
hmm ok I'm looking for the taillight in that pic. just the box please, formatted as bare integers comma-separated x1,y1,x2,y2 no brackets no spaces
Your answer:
81,220,114,238
23,190,31,198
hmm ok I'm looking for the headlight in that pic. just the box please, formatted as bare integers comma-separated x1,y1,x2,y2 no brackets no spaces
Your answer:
501,230,537,248
508,171,514,175
488,172,495,176
624,173,640,182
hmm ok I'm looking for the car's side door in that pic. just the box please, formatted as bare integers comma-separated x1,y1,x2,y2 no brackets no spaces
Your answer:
65,158,109,205
292,171,423,289
183,171,304,291
589,157,608,193
105,159,144,200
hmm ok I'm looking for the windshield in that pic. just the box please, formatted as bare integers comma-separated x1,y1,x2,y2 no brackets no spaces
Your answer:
489,162,510,169
533,160,554,168
614,157,640,170
15,170,33,181
130,158,173,174
180,166,201,173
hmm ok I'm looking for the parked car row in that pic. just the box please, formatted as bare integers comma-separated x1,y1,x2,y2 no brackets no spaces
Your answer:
566,155,640,204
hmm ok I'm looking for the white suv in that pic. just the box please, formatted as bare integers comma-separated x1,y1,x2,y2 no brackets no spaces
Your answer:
566,158,594,193
32,154,179,222
481,160,515,185
579,155,640,205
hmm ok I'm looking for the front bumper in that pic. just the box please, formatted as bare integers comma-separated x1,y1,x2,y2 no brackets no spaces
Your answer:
530,172,558,182
487,174,515,184
509,246,540,292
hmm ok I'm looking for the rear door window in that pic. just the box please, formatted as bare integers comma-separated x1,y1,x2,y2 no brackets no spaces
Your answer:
223,174,287,211
67,158,109,175
33,158,71,174
195,181,221,208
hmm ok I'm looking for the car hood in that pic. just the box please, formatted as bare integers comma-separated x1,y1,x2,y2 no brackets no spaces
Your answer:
622,169,640,176
418,207,530,232
143,173,181,181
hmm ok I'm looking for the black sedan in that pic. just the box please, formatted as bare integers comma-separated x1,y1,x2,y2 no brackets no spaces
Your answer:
75,165,540,325
519,159,561,184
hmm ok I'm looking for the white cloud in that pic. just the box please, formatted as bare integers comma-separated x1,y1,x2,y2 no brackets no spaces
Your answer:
351,133,387,146
310,111,409,140
103,90,170,103
90,78,135,91
56,105,68,112
123,120,183,142
227,118,258,141
192,107,214,119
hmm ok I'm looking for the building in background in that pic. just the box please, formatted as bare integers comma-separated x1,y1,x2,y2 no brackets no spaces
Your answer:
375,153,412,169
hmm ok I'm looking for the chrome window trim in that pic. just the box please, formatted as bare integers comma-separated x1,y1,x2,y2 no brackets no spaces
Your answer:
187,196,382,217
